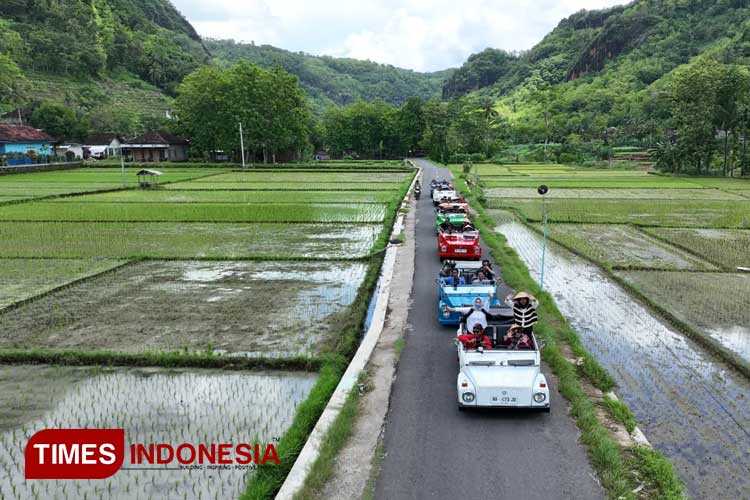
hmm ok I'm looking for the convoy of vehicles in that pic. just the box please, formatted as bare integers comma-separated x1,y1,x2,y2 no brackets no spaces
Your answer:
425,177,551,414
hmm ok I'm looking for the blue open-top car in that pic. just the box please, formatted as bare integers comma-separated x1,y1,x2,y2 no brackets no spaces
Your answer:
437,261,504,325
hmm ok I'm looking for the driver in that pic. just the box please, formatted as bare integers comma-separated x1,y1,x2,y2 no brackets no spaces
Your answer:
500,324,532,350
457,323,492,350
441,268,465,287
445,296,503,333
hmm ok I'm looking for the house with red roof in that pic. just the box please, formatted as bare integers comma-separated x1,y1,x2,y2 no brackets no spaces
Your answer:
0,125,55,163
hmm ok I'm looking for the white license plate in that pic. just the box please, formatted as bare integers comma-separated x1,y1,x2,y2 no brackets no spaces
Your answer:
454,249,467,253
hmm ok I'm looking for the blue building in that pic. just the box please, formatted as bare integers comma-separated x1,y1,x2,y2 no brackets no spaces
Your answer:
0,124,55,161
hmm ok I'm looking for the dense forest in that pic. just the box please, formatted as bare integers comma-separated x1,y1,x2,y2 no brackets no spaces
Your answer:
206,40,451,113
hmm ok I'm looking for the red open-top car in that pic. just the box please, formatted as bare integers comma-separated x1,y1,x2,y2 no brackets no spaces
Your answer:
438,225,482,261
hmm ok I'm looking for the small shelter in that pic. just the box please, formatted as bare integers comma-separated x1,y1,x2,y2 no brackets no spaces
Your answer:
136,169,163,188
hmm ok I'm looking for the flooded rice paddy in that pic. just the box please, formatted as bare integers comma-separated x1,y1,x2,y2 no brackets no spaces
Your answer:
0,261,367,357
616,270,750,363
496,217,750,499
0,365,317,499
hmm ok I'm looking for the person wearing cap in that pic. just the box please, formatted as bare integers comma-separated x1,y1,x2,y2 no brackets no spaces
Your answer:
504,291,539,333
445,295,503,333
500,324,532,349
457,323,492,350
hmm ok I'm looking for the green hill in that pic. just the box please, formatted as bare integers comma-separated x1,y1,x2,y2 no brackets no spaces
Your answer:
206,40,452,113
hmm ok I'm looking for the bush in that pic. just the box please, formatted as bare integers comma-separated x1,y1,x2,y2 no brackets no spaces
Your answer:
448,152,485,164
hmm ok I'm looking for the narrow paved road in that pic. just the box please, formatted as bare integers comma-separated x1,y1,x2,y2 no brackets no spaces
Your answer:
374,159,603,500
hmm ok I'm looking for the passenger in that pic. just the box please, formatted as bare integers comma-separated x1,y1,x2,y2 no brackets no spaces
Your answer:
440,261,456,277
461,222,475,232
504,291,539,334
457,323,492,350
440,268,465,287
472,270,492,284
479,259,497,280
445,296,503,333
439,220,455,233
500,324,533,350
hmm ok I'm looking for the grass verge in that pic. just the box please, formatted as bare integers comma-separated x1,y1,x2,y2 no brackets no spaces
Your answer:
451,168,685,499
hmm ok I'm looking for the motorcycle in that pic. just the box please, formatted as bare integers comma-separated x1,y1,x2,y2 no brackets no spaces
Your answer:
414,181,422,199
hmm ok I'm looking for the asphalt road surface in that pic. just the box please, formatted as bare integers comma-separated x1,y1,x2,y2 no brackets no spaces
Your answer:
374,159,604,500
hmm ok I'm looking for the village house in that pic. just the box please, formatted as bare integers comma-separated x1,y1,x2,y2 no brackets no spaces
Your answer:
122,130,189,162
82,133,123,159
0,124,54,164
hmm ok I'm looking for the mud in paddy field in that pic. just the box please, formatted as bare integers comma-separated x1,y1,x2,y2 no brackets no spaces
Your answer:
0,261,366,357
495,217,750,500
0,365,317,500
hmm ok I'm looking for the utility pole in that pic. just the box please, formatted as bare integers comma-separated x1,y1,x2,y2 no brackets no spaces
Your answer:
239,122,246,169
120,150,126,188
538,185,549,290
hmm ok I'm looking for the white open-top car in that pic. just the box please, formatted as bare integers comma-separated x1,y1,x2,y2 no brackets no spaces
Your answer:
432,186,458,206
456,322,550,412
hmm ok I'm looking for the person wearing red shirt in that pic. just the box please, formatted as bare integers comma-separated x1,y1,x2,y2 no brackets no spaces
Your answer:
457,323,492,350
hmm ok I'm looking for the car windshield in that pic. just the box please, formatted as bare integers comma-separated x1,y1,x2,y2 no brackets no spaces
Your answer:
507,359,536,366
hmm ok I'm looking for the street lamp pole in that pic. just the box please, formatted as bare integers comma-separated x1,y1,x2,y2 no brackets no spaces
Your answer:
239,122,246,169
538,185,549,290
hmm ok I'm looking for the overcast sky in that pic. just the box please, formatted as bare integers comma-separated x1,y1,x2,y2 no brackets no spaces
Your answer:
172,0,626,72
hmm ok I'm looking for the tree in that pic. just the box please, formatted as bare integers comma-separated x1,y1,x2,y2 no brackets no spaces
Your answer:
30,102,85,141
0,53,28,112
397,97,425,155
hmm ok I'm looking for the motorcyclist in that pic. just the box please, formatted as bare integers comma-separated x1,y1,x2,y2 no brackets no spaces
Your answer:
457,323,492,350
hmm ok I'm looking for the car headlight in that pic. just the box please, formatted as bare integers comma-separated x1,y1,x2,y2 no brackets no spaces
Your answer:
462,392,475,403
474,247,480,253
440,246,447,252
533,392,546,403
442,309,450,318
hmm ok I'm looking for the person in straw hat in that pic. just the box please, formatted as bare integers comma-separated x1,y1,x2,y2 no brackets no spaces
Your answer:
500,323,532,350
504,291,538,334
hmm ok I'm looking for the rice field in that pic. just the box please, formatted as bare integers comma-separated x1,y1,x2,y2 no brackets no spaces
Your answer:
534,223,716,270
0,260,367,356
0,202,387,223
0,258,126,308
49,190,399,204
0,163,412,497
478,162,750,378
0,365,317,499
615,271,750,363
640,228,750,270
486,198,750,228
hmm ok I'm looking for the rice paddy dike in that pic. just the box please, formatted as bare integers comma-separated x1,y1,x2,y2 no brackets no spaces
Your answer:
0,162,414,499
458,162,750,499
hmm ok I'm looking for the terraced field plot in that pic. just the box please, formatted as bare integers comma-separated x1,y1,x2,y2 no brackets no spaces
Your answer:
0,202,387,223
0,258,126,308
641,228,750,270
50,190,399,204
0,365,317,499
533,223,716,270
481,176,705,189
165,181,405,191
0,260,367,356
615,271,750,362
191,171,412,184
0,168,225,199
0,222,383,259
486,198,750,227
484,187,746,200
